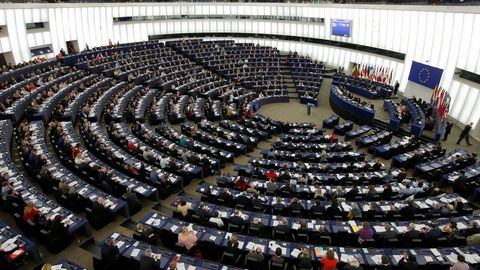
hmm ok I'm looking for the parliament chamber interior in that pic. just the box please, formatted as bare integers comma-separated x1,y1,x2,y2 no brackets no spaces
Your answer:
1,1,480,270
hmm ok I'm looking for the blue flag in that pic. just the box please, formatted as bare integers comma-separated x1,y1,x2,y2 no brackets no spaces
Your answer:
408,61,443,89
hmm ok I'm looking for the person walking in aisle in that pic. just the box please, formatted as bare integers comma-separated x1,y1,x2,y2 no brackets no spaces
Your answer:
456,122,473,146
443,121,453,141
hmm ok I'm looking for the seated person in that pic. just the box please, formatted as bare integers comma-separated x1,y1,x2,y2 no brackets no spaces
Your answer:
229,209,247,226
92,197,111,220
378,224,397,241
274,217,291,238
297,248,312,269
140,248,159,270
235,191,251,209
195,202,209,224
251,193,264,211
124,187,142,211
226,233,240,258
347,203,362,219
462,221,480,237
271,247,285,265
136,223,156,244
344,258,363,270
249,217,264,234
422,222,443,240
23,201,41,222
319,249,337,270
324,201,342,219
357,221,374,241
246,246,265,264
101,237,120,264
177,226,197,251
289,197,304,213
49,215,69,238
177,200,190,218
208,211,224,228
403,223,420,241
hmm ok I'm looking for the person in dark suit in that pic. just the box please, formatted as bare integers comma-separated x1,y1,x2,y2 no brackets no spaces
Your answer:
462,221,480,237
403,223,420,241
310,200,323,217
101,237,119,264
251,193,264,211
289,197,304,213
229,209,247,226
454,171,469,196
226,233,240,258
136,224,156,244
443,121,453,141
378,224,397,241
273,197,286,212
125,187,142,210
325,201,342,219
394,81,399,95
398,252,417,270
423,222,443,240
346,184,359,199
219,188,233,204
49,215,69,238
274,217,291,239
249,217,264,235
195,202,210,224
456,122,473,145
140,248,158,270
235,191,251,209
376,255,393,270
399,201,416,219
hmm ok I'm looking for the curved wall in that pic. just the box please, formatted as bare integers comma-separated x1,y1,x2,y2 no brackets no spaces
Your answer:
0,3,479,128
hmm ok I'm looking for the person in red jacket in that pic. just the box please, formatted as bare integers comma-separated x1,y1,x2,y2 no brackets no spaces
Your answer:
23,201,41,222
265,170,278,182
234,177,248,191
320,249,337,270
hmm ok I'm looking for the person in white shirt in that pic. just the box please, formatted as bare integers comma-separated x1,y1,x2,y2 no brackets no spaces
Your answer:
209,211,224,228
159,156,168,169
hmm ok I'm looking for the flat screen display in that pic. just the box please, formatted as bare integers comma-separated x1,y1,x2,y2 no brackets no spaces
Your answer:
331,19,351,37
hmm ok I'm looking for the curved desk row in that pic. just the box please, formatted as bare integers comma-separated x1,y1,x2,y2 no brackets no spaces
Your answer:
249,95,290,112
329,87,375,124
383,100,401,131
332,76,392,99
402,98,425,137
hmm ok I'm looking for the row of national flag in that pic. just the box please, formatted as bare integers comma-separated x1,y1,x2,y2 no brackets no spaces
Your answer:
351,63,393,85
431,85,450,121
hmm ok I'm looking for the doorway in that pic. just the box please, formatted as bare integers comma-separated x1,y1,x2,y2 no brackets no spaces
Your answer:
66,40,79,55
0,51,14,67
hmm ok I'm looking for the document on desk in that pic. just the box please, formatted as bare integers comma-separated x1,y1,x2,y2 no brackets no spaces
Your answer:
116,241,124,249
340,254,356,263
446,253,458,263
392,255,403,264
176,263,186,270
130,248,140,257
430,248,441,257
291,248,301,258
370,254,382,264
170,225,179,233
146,218,154,225
51,265,63,270
111,233,120,240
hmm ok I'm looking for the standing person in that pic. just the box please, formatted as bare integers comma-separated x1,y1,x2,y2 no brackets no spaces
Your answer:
457,123,473,145
444,121,453,141
394,81,400,95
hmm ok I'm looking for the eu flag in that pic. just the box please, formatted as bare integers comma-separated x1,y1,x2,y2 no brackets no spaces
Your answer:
408,61,443,89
